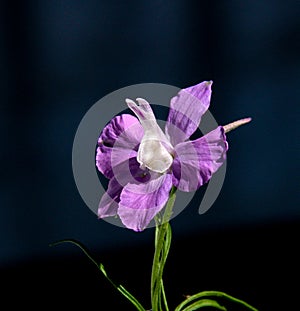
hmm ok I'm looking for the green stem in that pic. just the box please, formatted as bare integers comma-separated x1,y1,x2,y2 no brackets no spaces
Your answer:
161,279,169,311
151,187,176,311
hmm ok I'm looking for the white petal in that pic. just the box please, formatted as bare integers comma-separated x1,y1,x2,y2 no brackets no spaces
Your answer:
126,97,173,173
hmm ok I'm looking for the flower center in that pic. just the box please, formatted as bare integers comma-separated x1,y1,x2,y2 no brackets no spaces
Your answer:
126,97,173,174
137,139,173,174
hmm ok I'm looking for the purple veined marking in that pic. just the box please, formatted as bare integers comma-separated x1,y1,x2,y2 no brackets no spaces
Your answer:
72,83,227,229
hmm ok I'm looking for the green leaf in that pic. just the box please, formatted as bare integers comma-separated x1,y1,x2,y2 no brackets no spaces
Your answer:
49,239,146,311
181,299,226,311
175,291,258,311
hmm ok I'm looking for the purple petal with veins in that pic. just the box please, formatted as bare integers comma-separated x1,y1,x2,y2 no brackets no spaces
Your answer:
165,81,212,146
172,126,228,192
98,177,123,218
96,114,143,179
118,173,173,231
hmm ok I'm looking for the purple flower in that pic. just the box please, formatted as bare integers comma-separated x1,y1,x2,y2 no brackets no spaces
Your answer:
96,81,250,231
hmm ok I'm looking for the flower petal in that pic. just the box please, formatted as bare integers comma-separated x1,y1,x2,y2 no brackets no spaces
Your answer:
96,114,143,179
98,177,123,218
126,97,156,130
165,81,213,146
172,126,228,192
118,173,173,231
98,158,151,218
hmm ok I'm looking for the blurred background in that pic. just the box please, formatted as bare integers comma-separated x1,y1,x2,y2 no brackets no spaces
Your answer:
1,1,299,310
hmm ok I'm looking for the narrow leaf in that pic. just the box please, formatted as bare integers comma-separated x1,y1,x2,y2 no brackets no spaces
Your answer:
175,290,258,311
50,239,146,311
181,298,226,311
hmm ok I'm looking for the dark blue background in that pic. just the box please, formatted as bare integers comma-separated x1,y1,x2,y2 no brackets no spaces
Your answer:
1,1,299,310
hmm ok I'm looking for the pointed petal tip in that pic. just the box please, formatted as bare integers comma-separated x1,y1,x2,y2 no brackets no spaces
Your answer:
201,80,213,89
125,98,139,112
135,97,149,106
136,97,146,102
125,98,135,105
193,80,213,90
126,98,149,108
